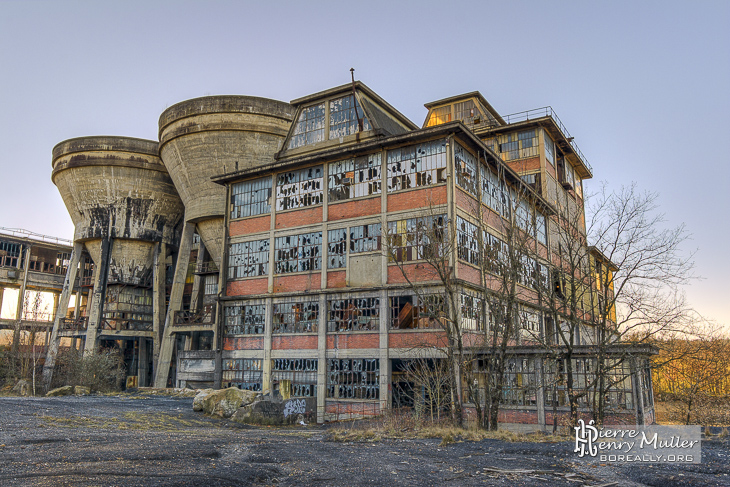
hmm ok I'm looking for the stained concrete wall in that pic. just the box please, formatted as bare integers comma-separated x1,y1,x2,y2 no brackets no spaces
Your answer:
158,96,293,265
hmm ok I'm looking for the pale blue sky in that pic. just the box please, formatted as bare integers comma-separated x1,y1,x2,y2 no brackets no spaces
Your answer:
1,0,728,326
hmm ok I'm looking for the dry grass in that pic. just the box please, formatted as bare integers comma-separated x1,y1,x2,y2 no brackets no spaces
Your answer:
40,412,213,431
655,398,730,426
324,410,569,445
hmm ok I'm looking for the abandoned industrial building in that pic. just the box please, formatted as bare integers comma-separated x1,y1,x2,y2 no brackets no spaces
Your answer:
0,80,656,429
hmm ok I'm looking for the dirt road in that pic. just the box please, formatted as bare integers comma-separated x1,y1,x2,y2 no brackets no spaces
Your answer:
0,395,727,486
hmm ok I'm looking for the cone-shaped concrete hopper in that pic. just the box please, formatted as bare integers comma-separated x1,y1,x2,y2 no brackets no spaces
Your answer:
158,96,293,265
52,136,185,282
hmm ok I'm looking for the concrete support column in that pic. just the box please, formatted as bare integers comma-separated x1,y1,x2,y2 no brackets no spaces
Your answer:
152,242,167,369
42,242,83,392
11,246,32,355
84,238,112,356
0,287,4,318
379,289,389,414
52,293,60,321
632,357,645,426
154,222,194,388
535,356,546,431
138,337,149,387
317,293,327,423
262,297,273,394
189,244,205,313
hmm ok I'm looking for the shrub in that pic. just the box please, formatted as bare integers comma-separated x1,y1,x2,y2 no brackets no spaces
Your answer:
52,348,126,393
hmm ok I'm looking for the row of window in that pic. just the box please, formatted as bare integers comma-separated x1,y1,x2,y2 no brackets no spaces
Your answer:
223,295,543,336
222,357,380,401
288,95,372,150
230,139,448,219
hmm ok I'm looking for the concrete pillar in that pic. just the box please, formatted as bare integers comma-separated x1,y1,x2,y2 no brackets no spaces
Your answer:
154,222,194,388
11,245,31,355
262,297,273,393
152,241,167,369
379,289,389,414
317,293,327,423
189,244,205,313
42,242,83,392
138,337,149,387
0,287,5,319
535,356,546,431
84,238,112,356
52,293,60,321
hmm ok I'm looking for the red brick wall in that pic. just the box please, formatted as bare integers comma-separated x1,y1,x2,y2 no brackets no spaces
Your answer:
507,156,540,173
498,409,539,424
271,335,318,350
223,336,264,350
457,262,481,285
387,264,440,284
325,401,381,415
326,270,347,288
327,333,379,349
229,215,270,237
389,331,447,348
328,197,380,221
456,188,479,213
273,273,321,293
545,411,637,427
276,207,323,229
387,186,447,213
226,278,268,296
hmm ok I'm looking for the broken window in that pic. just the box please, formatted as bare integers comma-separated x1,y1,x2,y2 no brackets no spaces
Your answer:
498,129,539,161
536,211,547,245
425,105,451,127
327,359,379,399
519,306,541,339
224,304,265,335
203,274,218,295
231,177,272,219
276,166,323,211
387,214,446,262
228,239,269,278
327,296,379,332
272,359,318,398
386,139,447,192
544,131,555,166
329,94,371,139
390,294,443,329
518,254,537,288
454,142,478,196
500,358,538,406
0,240,20,267
454,100,484,128
480,165,508,218
460,292,483,331
327,228,347,269
350,223,381,254
272,300,319,333
328,153,381,201
275,232,322,274
288,103,325,149
456,216,480,266
103,287,153,330
55,252,71,275
223,358,262,391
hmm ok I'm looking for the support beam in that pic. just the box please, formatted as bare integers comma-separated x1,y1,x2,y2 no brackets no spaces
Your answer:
42,242,82,392
154,222,194,388
11,246,31,356
151,241,166,371
84,238,112,356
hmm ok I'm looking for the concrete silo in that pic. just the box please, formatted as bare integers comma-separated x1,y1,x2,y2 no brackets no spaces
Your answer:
43,136,184,389
154,96,293,388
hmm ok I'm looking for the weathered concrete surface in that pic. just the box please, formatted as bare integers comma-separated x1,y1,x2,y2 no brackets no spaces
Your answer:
51,136,185,283
233,396,317,425
158,96,293,265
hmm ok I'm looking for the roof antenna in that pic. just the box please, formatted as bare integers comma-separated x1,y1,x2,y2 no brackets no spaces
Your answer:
350,68,364,133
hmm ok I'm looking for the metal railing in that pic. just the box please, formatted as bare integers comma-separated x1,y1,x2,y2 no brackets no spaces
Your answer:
60,317,88,331
194,261,219,274
100,319,153,332
0,227,73,246
174,308,216,326
500,106,593,176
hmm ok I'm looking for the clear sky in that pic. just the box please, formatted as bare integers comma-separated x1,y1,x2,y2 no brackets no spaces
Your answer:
1,0,728,327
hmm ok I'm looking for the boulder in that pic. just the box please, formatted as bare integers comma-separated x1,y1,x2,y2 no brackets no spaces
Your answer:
200,388,260,418
74,386,90,395
12,380,31,396
46,385,73,397
192,389,214,412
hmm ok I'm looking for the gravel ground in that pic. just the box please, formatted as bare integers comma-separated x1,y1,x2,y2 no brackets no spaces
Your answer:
0,394,727,486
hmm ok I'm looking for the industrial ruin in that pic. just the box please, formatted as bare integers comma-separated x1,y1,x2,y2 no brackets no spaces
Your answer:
0,80,656,429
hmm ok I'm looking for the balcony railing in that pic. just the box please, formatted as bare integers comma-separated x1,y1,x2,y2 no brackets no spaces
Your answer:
194,261,219,275
100,319,153,332
500,106,593,176
174,307,216,326
60,317,88,332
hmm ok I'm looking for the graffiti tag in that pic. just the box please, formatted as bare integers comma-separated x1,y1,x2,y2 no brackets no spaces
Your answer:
283,399,307,418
